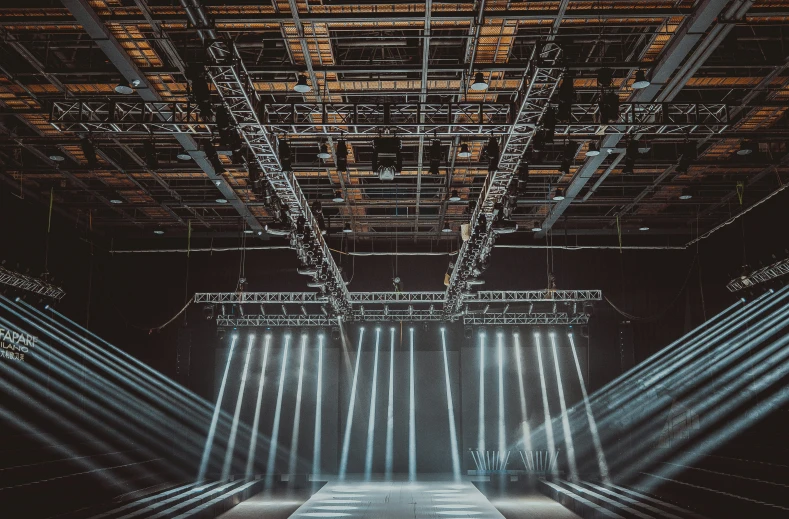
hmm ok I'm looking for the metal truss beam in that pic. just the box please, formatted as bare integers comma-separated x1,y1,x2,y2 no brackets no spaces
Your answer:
536,0,746,238
727,257,789,292
217,312,588,327
60,0,261,233
443,43,564,318
48,101,732,138
0,266,66,301
195,290,601,305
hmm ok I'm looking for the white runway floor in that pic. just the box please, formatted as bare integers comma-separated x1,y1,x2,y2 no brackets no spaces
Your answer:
291,479,506,519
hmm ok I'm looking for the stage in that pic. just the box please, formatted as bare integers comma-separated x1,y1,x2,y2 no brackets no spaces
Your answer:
288,478,505,518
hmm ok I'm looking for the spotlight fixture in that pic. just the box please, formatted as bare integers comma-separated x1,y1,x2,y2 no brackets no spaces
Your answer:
679,187,694,200
293,74,311,93
458,143,471,158
596,67,613,89
532,130,546,152
491,217,517,234
470,71,488,91
559,158,571,175
531,221,543,232
599,91,620,124
177,150,192,161
372,137,402,181
632,70,651,90
265,221,291,236
203,305,215,320
186,64,213,117
80,137,98,169
485,136,500,173
278,139,292,171
317,143,331,160
143,140,158,170
542,107,556,141
343,222,353,233
449,190,461,202
552,187,566,201
442,223,453,233
335,140,348,171
676,141,697,174
586,142,600,157
428,139,442,175
332,190,345,203
115,78,134,95
737,140,755,156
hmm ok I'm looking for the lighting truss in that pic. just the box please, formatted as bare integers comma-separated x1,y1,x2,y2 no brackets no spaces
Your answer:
194,290,602,304
200,39,351,315
726,257,789,292
0,265,66,301
49,101,732,137
217,312,589,327
445,43,564,318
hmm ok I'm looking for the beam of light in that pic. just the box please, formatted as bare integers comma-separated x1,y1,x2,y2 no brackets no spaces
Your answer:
221,334,256,480
364,328,382,481
198,334,237,482
408,327,417,481
265,333,291,489
478,330,486,456
339,328,365,480
311,334,325,478
549,332,578,481
497,331,506,460
385,327,395,480
440,328,461,481
513,331,532,452
245,334,271,479
568,333,609,483
534,332,557,475
288,334,308,479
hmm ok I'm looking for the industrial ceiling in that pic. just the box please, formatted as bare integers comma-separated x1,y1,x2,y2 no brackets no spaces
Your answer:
1,0,787,250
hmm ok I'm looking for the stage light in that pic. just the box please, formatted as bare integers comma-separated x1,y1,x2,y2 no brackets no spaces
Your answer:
143,140,158,170
115,78,134,95
408,326,416,481
364,328,382,480
440,328,462,480
737,140,755,156
343,223,352,233
317,143,331,160
534,333,557,474
339,328,365,479
221,335,255,479
203,305,215,320
449,190,461,202
470,71,488,91
287,335,308,477
586,142,600,157
549,333,578,481
373,137,402,181
491,216,517,234
335,140,348,172
293,74,311,93
197,334,237,481
442,223,452,233
177,150,192,161
333,190,345,203
632,70,650,90
676,141,697,174
429,139,443,175
265,334,291,489
531,221,543,232
312,334,324,476
278,138,292,171
458,143,471,158
81,138,98,169
542,107,556,140
552,188,565,201
596,67,613,88
485,136,500,173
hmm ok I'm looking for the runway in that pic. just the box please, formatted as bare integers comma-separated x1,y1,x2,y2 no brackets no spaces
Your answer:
290,479,506,518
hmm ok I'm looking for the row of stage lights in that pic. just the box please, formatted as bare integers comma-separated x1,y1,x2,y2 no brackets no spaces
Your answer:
222,326,577,341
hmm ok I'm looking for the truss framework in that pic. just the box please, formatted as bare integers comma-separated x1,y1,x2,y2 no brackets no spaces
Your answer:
194,290,602,305
217,312,589,327
201,39,351,315
49,100,731,138
726,257,789,292
444,43,564,318
0,266,66,301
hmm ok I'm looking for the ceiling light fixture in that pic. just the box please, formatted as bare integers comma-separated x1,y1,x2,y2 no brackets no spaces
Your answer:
470,71,488,91
293,74,311,93
343,222,353,233
442,223,452,233
48,152,65,162
216,198,228,204
458,143,471,158
632,70,651,90
115,78,134,95
639,226,650,231
449,190,461,202
736,141,755,156
531,221,543,232
552,187,566,201
333,190,345,203
317,143,331,159
586,142,600,157
679,187,694,200
153,229,164,235
177,150,192,161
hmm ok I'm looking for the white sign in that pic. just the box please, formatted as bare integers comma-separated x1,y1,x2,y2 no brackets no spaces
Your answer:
0,327,37,362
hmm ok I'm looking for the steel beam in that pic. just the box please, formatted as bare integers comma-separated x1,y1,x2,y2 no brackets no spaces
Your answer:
216,312,589,327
